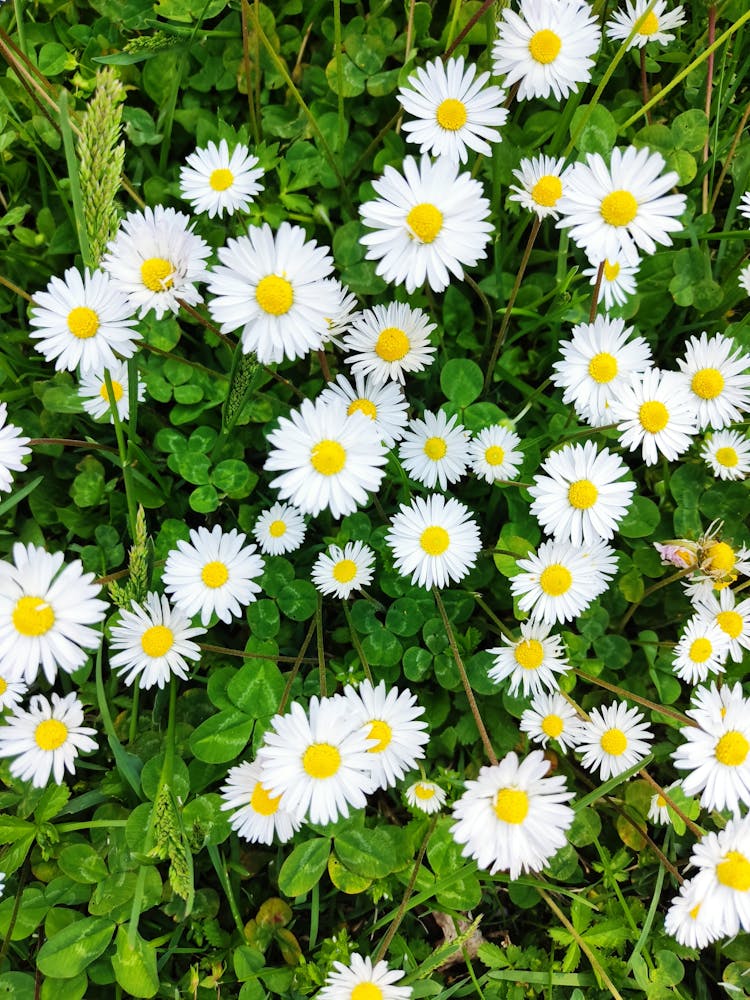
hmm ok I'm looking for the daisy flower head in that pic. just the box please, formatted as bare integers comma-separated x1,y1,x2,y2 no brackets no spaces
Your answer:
252,502,307,556
342,302,437,385
78,359,146,424
405,780,447,814
740,263,750,296
359,154,492,293
29,267,139,373
179,139,264,218
0,670,26,713
311,541,376,600
0,543,107,685
692,589,750,664
688,815,750,937
101,205,211,320
672,615,730,685
665,876,725,949
257,696,374,825
450,750,574,879
520,691,583,752
606,0,687,50
676,332,750,431
683,529,750,597
320,279,360,349
398,409,471,491
397,55,508,164
488,622,571,697
556,146,687,266
673,702,750,815
688,681,750,730
701,429,750,481
162,525,265,626
109,592,205,690
386,493,481,590
648,787,673,826
0,693,97,788
264,398,388,520
583,254,639,312
610,367,699,465
0,403,30,494
740,192,750,222
508,155,570,220
220,760,302,845
318,373,409,449
468,424,524,484
318,955,412,1000
207,222,340,364
576,701,653,780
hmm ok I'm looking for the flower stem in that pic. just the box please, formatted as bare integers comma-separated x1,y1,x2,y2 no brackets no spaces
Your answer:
104,368,138,541
589,260,604,321
617,568,693,631
278,617,317,715
343,601,373,683
316,596,327,698
374,816,436,962
573,668,693,727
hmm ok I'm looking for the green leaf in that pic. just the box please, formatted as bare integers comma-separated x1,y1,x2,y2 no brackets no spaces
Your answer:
212,459,254,497
189,484,220,514
227,659,284,717
111,926,159,998
570,105,617,156
38,43,70,76
0,888,48,940
0,973,36,999
278,838,331,897
671,110,708,153
440,359,484,408
334,827,403,878
37,917,115,978
277,579,318,621
328,854,372,894
189,710,254,763
57,844,109,884
617,496,660,538
247,599,280,639
0,816,35,844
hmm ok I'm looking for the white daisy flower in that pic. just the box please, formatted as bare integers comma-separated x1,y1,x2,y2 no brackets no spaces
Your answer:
468,424,524,484
321,279,361,349
676,332,750,431
520,691,583,751
582,254,639,311
488,622,571,697
692,589,750,664
359,154,493,293
311,541,376,600
342,302,437,385
556,146,687,266
29,267,139,373
689,815,750,937
78,359,146,423
257,696,374,826
0,403,31,494
0,692,97,788
610,367,699,465
647,785,678,826
0,874,4,897
701,429,750,481
687,680,750,730
508,154,570,220
684,537,750,599
179,139,264,218
405,780,447,814
109,592,205,690
252,502,307,556
672,615,730,685
673,701,750,815
529,441,635,546
318,955,412,1000
606,0,687,49
318,373,409,448
385,493,481,590
740,263,750,296
101,205,211,320
576,701,653,780
665,876,725,949
397,55,508,164
450,750,574,879
219,759,302,845
740,192,750,222
0,543,107,685
207,222,340,364
264,398,388,520
398,410,470,491
0,670,27,713
162,525,265,626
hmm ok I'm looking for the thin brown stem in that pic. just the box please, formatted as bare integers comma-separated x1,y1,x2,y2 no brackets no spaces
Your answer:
573,669,694,728
639,769,705,839
316,596,327,698
199,641,318,666
278,618,317,714
140,343,228,381
444,0,495,59
374,817,436,962
404,0,417,63
589,260,604,321
474,595,515,640
702,5,717,215
709,102,750,215
316,348,332,383
0,274,32,301
178,299,234,348
617,567,693,631
29,437,117,452
639,49,651,124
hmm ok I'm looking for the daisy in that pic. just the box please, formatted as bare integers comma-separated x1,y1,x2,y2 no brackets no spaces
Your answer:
551,315,652,426
673,702,750,814
556,146,687,266
701,429,750,481
78,359,146,423
665,876,725,949
179,139,264,218
398,410,470,491
219,759,302,844
576,701,653,780
606,0,687,49
162,525,265,626
582,254,639,311
740,263,750,296
648,788,671,825
206,222,340,364
687,681,750,730
252,502,307,556
109,592,205,690
529,441,635,545
342,680,429,790
689,815,750,937
488,622,571,697
0,543,107,685
257,696,374,826
450,750,575,879
342,302,437,385
0,670,26,713
610,367,698,465
405,780,447,814
740,192,750,222
692,589,750,664
29,267,139,373
672,616,730,685
676,332,750,430
683,533,750,596
264,399,388,519
0,403,31,493
311,541,376,600
0,693,97,788
359,154,492,293
385,493,481,590
468,424,524,484
0,874,4,897
397,55,508,164
318,955,412,1000
520,691,583,751
321,279,361,349
318,373,409,448
508,155,570,220
101,205,211,320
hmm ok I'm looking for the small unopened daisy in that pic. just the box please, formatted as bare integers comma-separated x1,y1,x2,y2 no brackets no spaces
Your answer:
606,0,686,49
78,360,145,423
162,525,265,626
311,542,375,600
264,399,388,519
0,403,30,494
101,205,211,319
318,954,412,1000
109,592,205,690
583,254,639,311
648,786,674,826
509,155,570,220
692,589,750,664
318,373,409,448
398,410,470,491
252,502,307,556
179,139,264,218
386,493,481,590
610,367,698,465
468,424,524,484
665,876,725,949
739,263,750,296
672,616,730,685
406,779,447,814
701,429,750,481
0,669,27,713
29,267,139,372
450,750,574,879
488,622,571,697
321,279,360,349
674,705,750,815
577,702,653,780
676,332,750,430
220,760,302,845
689,815,750,937
520,691,583,751
359,154,492,293
0,693,97,788
343,302,436,385
398,56,507,164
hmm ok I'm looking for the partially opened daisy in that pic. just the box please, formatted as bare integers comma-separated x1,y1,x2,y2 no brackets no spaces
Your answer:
692,589,750,663
0,670,27,713
610,367,698,465
488,622,571,697
318,954,412,1000
450,750,574,879
648,788,671,826
342,302,437,385
311,541,375,599
252,502,307,556
576,702,653,780
676,332,750,430
606,0,686,49
78,360,146,423
583,254,639,311
468,424,524,484
684,535,750,597
520,691,583,752
220,760,302,845
673,701,750,814
672,616,730,685
179,139,264,218
386,493,481,590
701,430,750,481
665,876,725,949
318,373,409,448
740,192,750,222
359,154,492,293
0,403,30,493
508,155,570,220
405,780,447,814
689,815,750,937
398,410,470,490
0,693,97,788
740,263,750,296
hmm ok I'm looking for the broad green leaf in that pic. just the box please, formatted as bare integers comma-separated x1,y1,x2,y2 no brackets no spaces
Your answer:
37,917,115,978
328,855,372,894
278,838,331,897
440,359,484,408
617,496,660,538
189,710,254,763
111,926,159,998
57,844,108,884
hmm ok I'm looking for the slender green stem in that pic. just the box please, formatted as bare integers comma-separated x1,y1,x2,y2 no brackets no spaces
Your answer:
29,438,116,452
11,0,26,55
0,857,29,963
55,820,128,832
208,844,246,934
333,0,346,148
127,357,140,444
128,686,140,745
444,0,494,58
374,817,436,962
0,273,31,301
474,595,515,640
343,601,373,683
278,618,317,714
627,836,667,973
104,368,138,541
316,596,327,698
465,273,495,356
240,0,260,145
709,102,750,215
617,568,693,631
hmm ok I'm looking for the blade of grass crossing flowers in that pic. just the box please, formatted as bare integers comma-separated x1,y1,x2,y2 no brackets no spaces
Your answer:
574,754,655,812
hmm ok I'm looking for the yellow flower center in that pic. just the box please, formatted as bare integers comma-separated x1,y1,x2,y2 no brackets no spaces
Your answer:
717,610,743,639
67,306,100,340
600,727,627,756
493,787,529,824
600,190,639,227
528,29,562,64
715,731,750,767
34,718,68,752
717,851,750,891
639,400,669,433
542,714,564,739
689,903,701,919
484,445,505,466
715,447,739,468
98,380,124,403
209,167,234,191
656,794,667,808
603,260,621,282
588,351,618,384
689,637,713,663
141,625,174,658
638,10,660,35
406,203,443,244
347,398,377,420
568,479,598,510
367,719,392,753
250,781,281,816
414,783,435,800
310,440,346,476
255,275,294,316
201,560,229,589
707,541,736,574
375,327,410,362
268,520,287,538
436,97,467,131
351,985,383,1000
0,677,6,696
13,596,55,637
513,638,545,671
140,257,174,292
420,526,450,556
539,564,572,596
530,174,563,207
302,742,341,779
424,436,447,461
691,367,725,400
332,559,358,584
